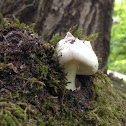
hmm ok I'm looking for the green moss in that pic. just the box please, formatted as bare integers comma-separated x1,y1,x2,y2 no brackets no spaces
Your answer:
84,33,99,41
6,116,16,126
87,71,126,126
68,24,98,41
49,33,64,47
68,24,83,39
49,25,98,47
0,17,126,126
38,65,48,80
0,13,35,34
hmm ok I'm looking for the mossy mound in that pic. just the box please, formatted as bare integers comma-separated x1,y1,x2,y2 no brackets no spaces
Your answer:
0,18,126,126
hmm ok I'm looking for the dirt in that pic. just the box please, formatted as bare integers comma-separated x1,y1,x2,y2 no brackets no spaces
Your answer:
0,20,126,126
0,26,95,125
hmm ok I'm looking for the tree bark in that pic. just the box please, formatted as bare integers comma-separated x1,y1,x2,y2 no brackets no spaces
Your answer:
0,0,114,73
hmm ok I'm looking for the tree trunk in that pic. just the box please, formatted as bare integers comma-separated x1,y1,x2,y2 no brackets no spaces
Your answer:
0,0,114,73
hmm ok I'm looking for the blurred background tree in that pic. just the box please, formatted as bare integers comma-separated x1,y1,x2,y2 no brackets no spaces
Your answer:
109,0,126,74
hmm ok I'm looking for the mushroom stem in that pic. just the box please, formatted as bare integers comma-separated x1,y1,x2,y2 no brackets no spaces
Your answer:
64,63,77,91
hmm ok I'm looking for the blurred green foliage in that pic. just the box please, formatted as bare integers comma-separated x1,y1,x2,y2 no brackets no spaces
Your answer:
109,0,126,74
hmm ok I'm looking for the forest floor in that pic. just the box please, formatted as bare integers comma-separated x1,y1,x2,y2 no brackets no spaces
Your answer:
0,19,126,125
108,70,126,93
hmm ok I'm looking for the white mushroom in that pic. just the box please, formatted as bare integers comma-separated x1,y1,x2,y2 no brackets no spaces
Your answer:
55,32,98,91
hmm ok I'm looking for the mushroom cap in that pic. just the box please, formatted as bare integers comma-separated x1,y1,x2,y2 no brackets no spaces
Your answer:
56,32,98,75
